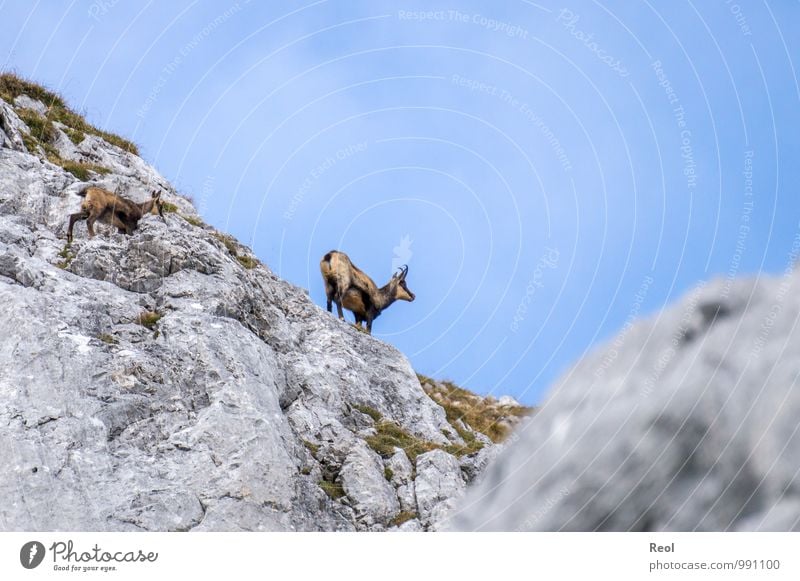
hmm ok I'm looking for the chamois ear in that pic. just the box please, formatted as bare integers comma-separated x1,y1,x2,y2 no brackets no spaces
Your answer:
151,190,161,199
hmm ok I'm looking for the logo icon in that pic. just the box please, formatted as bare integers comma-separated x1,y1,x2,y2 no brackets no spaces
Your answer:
20,541,45,569
392,234,413,274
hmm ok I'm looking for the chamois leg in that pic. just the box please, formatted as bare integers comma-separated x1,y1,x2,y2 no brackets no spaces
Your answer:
86,213,99,238
334,291,346,320
67,211,88,243
365,317,373,335
325,285,334,312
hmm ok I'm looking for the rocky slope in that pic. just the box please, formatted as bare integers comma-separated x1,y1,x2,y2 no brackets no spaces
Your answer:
0,78,528,532
451,269,800,531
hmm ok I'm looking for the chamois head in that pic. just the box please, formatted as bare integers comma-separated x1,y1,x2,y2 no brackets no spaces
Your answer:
387,264,415,302
146,190,166,222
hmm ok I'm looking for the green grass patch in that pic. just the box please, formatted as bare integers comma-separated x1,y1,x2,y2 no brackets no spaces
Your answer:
1,72,139,155
181,214,204,227
15,107,111,178
318,478,345,500
353,403,382,423
98,333,118,345
419,375,534,444
364,410,485,461
384,467,394,481
57,159,110,180
366,420,441,462
236,255,258,269
56,244,75,269
302,440,320,458
15,107,57,143
389,511,417,527
0,73,66,108
20,132,39,153
136,310,162,330
45,101,138,154
214,232,239,256
160,202,179,213
63,126,85,145
214,232,258,269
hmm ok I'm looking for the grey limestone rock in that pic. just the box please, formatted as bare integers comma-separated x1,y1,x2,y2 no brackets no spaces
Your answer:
452,274,800,531
0,95,502,531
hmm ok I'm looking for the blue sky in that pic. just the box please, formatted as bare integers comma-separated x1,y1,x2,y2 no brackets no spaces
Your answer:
2,1,799,405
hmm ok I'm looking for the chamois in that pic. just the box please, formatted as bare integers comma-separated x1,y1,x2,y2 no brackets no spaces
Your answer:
66,186,165,243
320,250,415,334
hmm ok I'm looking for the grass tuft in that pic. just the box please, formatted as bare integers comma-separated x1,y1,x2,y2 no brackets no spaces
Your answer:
389,511,417,527
365,420,441,462
63,127,85,145
14,104,111,178
98,333,118,345
136,310,162,329
56,244,75,269
418,374,534,445
302,440,320,458
236,255,258,269
318,478,345,500
1,72,139,154
214,232,258,269
181,214,204,227
15,107,57,143
0,73,66,108
353,403,382,423
214,232,239,256
57,160,110,180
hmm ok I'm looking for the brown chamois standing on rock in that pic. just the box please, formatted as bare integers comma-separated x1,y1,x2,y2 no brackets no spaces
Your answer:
66,186,166,243
320,250,415,334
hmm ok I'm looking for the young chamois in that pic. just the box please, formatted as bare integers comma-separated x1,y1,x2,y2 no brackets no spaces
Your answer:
320,250,415,334
66,186,165,243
